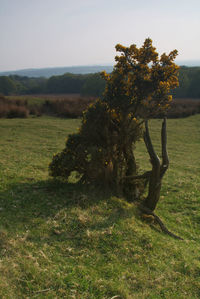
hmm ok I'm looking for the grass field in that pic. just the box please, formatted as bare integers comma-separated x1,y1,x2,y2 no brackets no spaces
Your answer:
0,115,200,298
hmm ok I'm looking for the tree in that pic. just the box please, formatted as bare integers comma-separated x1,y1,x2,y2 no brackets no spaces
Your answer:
81,73,105,97
49,38,181,238
0,76,16,95
46,73,85,94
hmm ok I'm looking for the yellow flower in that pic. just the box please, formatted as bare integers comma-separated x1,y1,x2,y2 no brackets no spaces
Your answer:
168,95,172,102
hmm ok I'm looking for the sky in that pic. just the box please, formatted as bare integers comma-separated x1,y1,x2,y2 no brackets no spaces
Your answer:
0,0,200,71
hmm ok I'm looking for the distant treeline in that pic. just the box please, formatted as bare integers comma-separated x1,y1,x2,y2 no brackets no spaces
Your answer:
0,73,105,97
172,66,200,98
0,66,200,98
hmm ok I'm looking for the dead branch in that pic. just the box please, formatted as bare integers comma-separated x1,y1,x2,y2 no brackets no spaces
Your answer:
124,171,152,180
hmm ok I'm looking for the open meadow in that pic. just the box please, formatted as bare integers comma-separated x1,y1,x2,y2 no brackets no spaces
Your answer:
0,115,200,298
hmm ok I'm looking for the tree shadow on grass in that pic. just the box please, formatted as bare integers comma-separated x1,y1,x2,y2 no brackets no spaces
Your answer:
0,180,141,299
0,179,138,250
0,179,105,224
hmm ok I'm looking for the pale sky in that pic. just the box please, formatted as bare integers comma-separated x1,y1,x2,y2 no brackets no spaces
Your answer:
0,0,200,71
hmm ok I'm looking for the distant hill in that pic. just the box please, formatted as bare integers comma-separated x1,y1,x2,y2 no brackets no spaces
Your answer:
0,60,200,78
177,60,200,67
1,61,200,78
0,65,114,78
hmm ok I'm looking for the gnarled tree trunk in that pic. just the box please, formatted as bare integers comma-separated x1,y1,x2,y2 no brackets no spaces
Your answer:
141,118,183,239
143,117,169,211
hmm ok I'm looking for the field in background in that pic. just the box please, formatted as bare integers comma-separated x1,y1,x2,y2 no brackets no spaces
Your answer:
7,93,82,105
0,115,200,298
2,94,95,118
1,94,200,119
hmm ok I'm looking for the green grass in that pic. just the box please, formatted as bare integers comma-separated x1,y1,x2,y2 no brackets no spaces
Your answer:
0,115,200,298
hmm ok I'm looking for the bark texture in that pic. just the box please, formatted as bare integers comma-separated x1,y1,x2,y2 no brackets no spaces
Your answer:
143,118,169,211
141,118,183,240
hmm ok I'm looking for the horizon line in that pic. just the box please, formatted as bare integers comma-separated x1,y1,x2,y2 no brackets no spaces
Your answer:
1,60,200,73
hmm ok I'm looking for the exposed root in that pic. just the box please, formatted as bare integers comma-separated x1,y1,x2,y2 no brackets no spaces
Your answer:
140,206,184,240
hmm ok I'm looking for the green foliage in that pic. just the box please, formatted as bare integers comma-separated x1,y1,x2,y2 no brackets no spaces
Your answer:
1,65,200,98
49,38,179,198
49,132,87,180
0,76,16,95
47,73,84,94
173,66,200,98
81,73,105,96
49,99,142,188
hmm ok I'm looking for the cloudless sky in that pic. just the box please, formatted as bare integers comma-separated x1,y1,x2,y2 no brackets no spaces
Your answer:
0,0,200,71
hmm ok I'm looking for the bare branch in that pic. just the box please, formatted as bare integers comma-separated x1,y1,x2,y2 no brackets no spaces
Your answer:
143,120,160,167
124,171,151,180
161,117,169,175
